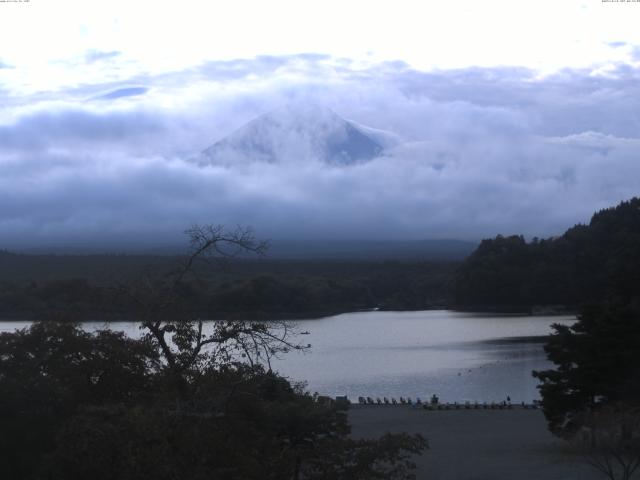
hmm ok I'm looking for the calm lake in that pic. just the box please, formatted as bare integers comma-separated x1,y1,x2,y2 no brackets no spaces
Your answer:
1,310,576,403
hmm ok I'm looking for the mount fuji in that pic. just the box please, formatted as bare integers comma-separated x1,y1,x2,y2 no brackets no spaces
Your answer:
198,104,400,166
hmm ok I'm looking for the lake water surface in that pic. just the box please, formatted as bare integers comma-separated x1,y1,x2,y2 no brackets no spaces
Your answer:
1,310,576,403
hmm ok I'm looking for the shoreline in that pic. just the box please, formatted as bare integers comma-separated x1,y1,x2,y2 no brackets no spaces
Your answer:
350,401,540,410
0,306,578,323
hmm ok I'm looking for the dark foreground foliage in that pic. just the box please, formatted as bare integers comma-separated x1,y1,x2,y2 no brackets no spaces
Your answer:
534,302,640,436
0,322,158,478
528,200,640,438
0,322,426,480
0,226,426,480
518,199,640,479
452,197,640,477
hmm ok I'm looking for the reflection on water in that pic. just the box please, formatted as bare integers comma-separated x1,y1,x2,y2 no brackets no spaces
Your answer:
0,310,576,403
269,310,576,403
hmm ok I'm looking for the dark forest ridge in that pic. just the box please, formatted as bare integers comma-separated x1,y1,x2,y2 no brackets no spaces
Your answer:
0,246,469,283
0,235,472,320
0,252,456,321
3,197,639,320
9,238,477,261
452,197,640,310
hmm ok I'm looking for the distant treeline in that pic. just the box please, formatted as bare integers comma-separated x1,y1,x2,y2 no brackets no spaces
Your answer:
0,254,455,320
7,197,638,319
451,197,640,310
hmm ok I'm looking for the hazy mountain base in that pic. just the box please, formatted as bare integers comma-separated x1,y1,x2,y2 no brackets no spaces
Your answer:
0,254,456,321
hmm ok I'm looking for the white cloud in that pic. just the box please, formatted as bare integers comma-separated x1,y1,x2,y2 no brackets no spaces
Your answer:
1,56,640,248
2,0,640,97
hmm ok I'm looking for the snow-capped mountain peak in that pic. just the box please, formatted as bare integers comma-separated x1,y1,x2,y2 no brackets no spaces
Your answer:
199,103,396,166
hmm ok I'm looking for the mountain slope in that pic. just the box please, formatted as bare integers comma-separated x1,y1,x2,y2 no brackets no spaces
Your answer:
199,104,391,166
451,197,640,309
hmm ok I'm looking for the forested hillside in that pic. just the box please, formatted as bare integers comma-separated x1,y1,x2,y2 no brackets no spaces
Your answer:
0,254,455,320
452,197,640,309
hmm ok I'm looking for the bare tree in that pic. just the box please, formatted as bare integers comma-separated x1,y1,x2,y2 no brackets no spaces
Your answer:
118,225,307,397
572,404,640,480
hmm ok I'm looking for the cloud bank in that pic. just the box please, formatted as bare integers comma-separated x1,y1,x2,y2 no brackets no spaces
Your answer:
1,54,640,249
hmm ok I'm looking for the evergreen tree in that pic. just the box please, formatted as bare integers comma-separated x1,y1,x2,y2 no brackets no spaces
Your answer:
533,302,640,436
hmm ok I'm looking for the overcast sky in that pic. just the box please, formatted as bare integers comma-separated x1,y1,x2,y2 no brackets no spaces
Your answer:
1,0,640,248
